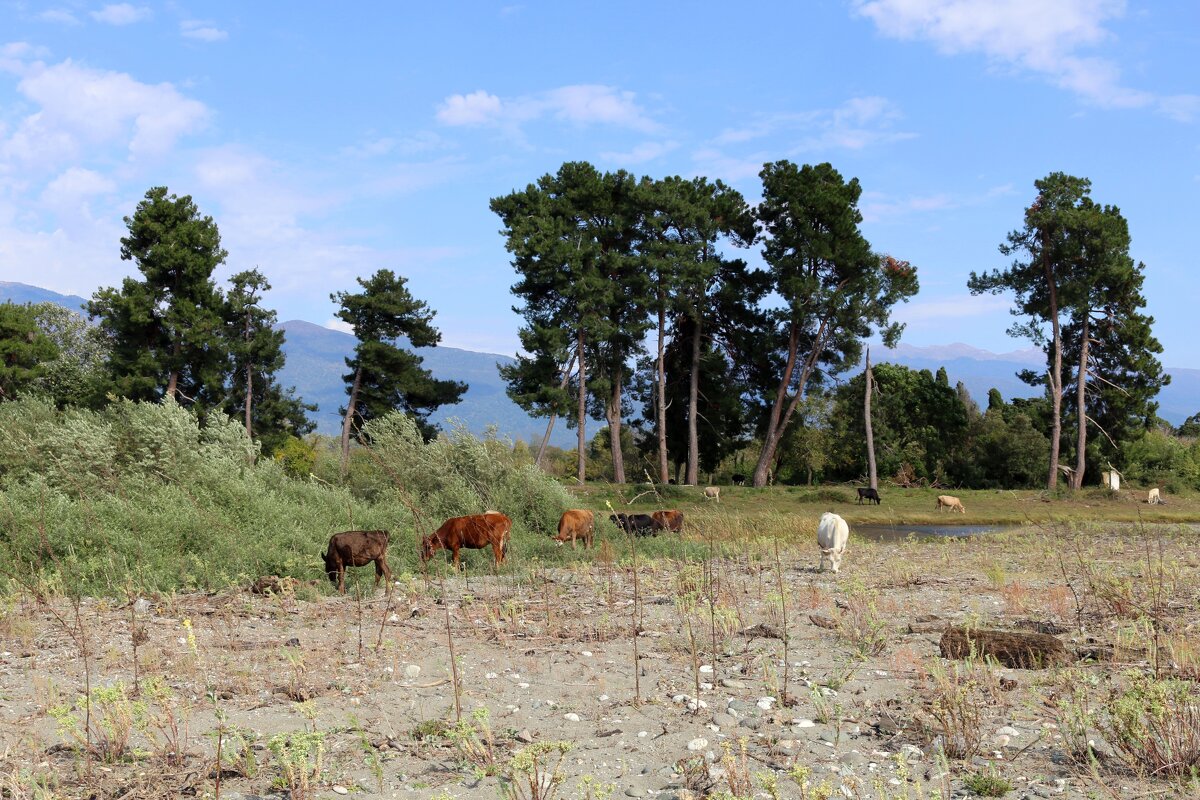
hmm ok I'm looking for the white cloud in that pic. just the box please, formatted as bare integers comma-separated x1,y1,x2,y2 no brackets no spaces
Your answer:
437,84,660,134
713,96,914,153
852,0,1198,119
37,9,81,25
40,167,116,209
91,4,151,25
599,140,679,165
324,318,355,334
2,59,209,166
437,90,503,126
861,183,1013,222
181,20,229,42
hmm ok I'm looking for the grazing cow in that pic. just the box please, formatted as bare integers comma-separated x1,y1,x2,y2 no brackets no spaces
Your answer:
731,474,747,486
554,509,595,549
651,509,684,533
856,487,882,505
323,530,392,594
936,495,966,514
703,486,721,503
609,513,659,536
816,512,850,573
422,512,512,569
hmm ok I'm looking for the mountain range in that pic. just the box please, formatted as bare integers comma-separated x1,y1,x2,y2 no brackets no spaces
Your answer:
2,282,1197,442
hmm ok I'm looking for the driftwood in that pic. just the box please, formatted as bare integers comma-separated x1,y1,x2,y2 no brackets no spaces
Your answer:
939,626,1070,669
808,614,839,630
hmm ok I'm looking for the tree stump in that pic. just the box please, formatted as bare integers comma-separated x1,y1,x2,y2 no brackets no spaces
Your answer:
939,626,1070,669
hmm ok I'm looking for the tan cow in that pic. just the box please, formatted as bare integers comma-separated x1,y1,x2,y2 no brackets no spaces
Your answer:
651,509,684,532
703,486,721,503
554,509,595,548
936,495,966,514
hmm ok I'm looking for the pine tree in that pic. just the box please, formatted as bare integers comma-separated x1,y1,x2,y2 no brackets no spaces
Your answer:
0,302,57,401
332,269,465,470
89,186,229,410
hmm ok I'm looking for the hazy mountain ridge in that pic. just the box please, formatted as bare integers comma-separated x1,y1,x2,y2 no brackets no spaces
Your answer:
3,283,1196,439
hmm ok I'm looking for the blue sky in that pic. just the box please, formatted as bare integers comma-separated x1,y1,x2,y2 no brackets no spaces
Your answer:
1,1,1197,366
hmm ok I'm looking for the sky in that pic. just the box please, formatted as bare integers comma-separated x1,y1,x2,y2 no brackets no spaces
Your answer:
1,1,1197,367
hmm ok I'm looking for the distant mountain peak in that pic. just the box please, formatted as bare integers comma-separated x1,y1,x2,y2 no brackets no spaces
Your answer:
882,341,1044,366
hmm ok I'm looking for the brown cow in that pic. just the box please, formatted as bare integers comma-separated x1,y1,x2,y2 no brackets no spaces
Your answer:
323,530,392,594
651,509,684,533
422,512,512,569
554,509,595,549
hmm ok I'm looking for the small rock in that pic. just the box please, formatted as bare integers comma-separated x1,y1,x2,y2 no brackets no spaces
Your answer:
997,726,1020,737
687,738,709,751
332,787,349,795
515,729,535,744
793,718,816,728
564,713,581,722
284,637,300,647
133,598,151,614
699,665,713,674
404,664,421,679
625,788,647,798
486,672,499,679
387,613,400,623
756,697,775,710
720,678,748,689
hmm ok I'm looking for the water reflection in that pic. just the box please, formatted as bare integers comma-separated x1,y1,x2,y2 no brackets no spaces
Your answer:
852,523,1018,542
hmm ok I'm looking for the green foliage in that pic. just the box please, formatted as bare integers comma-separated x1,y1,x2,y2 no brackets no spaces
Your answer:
962,765,1012,796
89,186,229,410
267,730,325,800
274,435,319,480
1100,672,1200,778
0,302,57,401
1121,429,1200,492
332,269,466,445
30,302,107,408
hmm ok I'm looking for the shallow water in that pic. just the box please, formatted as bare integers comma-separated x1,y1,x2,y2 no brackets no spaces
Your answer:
851,523,1021,542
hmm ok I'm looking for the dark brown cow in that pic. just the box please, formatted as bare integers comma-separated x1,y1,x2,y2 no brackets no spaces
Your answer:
422,512,512,569
554,509,595,549
651,509,684,533
323,530,392,594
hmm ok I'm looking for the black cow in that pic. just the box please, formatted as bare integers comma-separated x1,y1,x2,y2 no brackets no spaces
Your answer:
856,487,882,505
609,513,660,536
731,474,747,486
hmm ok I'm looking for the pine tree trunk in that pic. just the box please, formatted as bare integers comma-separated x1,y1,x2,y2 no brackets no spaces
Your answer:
167,371,179,401
655,303,669,484
576,328,587,485
340,366,363,475
535,354,577,468
753,325,800,488
685,316,702,485
244,362,253,438
608,364,626,484
864,347,878,490
1045,249,1063,491
1072,316,1090,490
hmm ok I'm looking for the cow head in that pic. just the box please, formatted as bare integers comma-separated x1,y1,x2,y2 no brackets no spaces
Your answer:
322,549,339,586
820,546,843,573
419,535,438,562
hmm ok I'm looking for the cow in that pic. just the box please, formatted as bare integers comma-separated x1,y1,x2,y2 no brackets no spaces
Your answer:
817,512,850,574
936,495,966,514
422,512,512,569
609,513,659,536
856,487,882,505
651,509,684,533
323,530,392,594
554,509,595,549
703,486,721,503
1148,488,1161,505
731,474,747,486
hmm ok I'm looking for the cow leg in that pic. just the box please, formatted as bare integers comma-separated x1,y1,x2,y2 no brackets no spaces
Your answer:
338,568,346,595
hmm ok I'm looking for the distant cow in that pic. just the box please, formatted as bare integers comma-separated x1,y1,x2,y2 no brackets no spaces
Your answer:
731,474,747,486
323,530,392,594
422,512,512,569
703,486,721,503
1148,488,1161,505
936,495,966,514
651,509,684,533
856,487,881,505
554,509,595,549
609,513,659,536
817,512,850,574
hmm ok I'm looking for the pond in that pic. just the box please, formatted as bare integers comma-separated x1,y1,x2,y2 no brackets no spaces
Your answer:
851,523,1022,542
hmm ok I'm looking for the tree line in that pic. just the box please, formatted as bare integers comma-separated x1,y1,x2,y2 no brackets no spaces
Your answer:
494,163,1184,491
0,186,464,464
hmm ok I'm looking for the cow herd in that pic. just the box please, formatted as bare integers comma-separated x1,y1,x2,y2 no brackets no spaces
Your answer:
322,485,977,592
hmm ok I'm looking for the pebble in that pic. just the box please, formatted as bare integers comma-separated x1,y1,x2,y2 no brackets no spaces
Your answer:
387,613,399,623
133,598,151,614
756,697,775,710
699,665,713,674
404,664,421,679
997,725,1020,737
517,682,530,689
332,787,349,795
719,678,748,689
564,713,581,722
486,672,499,679
582,650,593,657
625,789,646,798
687,738,708,751
793,718,816,728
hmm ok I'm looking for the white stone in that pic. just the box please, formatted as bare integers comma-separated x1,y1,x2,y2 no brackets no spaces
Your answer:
687,738,709,751
517,682,530,689
486,672,499,679
757,697,776,710
637,731,648,738
997,726,1020,737
564,713,581,722
793,719,816,728
699,664,713,673
581,650,593,657
404,665,421,679
387,613,400,623
332,787,349,795
133,598,151,614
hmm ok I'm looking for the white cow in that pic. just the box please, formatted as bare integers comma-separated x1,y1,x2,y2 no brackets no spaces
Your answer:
703,486,721,503
1148,488,1161,505
817,512,850,574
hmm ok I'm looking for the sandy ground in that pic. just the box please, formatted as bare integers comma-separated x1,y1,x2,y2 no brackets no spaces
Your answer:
2,528,1198,800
